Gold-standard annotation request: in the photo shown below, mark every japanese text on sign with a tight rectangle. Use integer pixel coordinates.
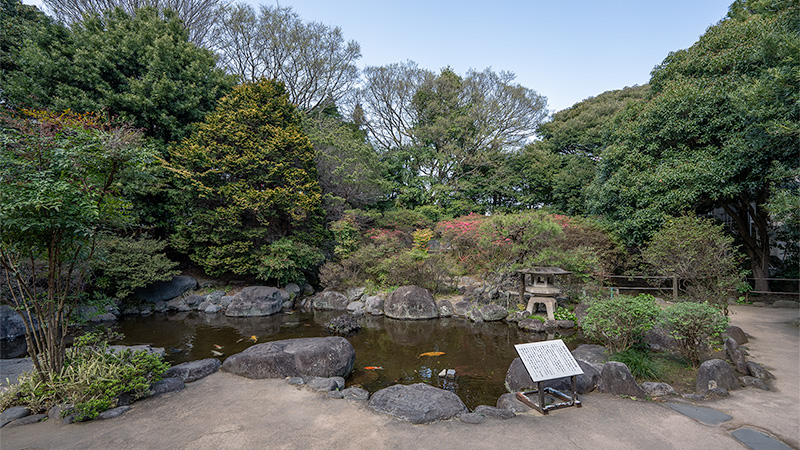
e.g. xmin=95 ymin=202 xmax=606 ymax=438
xmin=514 ymin=340 xmax=583 ymax=382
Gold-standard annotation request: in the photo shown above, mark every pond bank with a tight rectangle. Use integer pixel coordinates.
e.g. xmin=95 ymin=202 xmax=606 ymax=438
xmin=1 ymin=305 xmax=796 ymax=449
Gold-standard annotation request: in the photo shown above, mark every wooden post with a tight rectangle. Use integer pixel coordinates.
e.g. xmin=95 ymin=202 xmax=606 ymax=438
xmin=672 ymin=276 xmax=678 ymax=302
xmin=519 ymin=272 xmax=525 ymax=306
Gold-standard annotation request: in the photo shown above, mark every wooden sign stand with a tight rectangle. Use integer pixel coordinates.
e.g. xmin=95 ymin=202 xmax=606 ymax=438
xmin=514 ymin=340 xmax=583 ymax=415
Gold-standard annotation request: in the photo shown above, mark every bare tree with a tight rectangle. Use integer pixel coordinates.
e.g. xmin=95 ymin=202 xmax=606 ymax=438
xmin=216 ymin=3 xmax=361 ymax=112
xmin=42 ymin=0 xmax=227 ymax=46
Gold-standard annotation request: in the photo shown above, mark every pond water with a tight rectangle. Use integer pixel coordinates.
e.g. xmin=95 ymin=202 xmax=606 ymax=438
xmin=113 ymin=310 xmax=583 ymax=409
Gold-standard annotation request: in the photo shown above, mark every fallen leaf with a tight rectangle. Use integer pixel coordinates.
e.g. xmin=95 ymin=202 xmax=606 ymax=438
xmin=419 ymin=351 xmax=445 ymax=357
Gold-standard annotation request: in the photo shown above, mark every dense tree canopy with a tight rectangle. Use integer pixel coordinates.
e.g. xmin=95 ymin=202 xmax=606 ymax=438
xmin=359 ymin=64 xmax=548 ymax=213
xmin=1 ymin=7 xmax=235 ymax=144
xmin=216 ymin=3 xmax=361 ymax=112
xmin=41 ymin=0 xmax=227 ymax=46
xmin=588 ymin=0 xmax=799 ymax=287
xmin=168 ymin=79 xmax=326 ymax=284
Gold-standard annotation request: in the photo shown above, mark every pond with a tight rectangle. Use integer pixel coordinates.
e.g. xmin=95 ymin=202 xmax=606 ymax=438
xmin=113 ymin=310 xmax=583 ymax=409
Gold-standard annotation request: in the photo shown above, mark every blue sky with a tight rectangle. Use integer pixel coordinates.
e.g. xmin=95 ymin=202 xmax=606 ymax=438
xmin=23 ymin=0 xmax=734 ymax=112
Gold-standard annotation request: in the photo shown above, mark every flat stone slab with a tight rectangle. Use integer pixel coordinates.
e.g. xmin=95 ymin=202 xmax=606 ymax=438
xmin=731 ymin=428 xmax=794 ymax=450
xmin=664 ymin=402 xmax=732 ymax=426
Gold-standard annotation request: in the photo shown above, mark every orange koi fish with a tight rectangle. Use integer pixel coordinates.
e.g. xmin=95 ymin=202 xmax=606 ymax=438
xmin=250 ymin=335 xmax=258 ymax=342
xmin=418 ymin=351 xmax=445 ymax=358
xmin=364 ymin=366 xmax=383 ymax=370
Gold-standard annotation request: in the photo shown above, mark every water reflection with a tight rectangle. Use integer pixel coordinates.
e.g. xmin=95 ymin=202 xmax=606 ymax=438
xmin=113 ymin=311 xmax=583 ymax=409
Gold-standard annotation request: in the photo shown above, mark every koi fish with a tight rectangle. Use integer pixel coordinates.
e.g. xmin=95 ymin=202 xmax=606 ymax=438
xmin=236 ymin=338 xmax=244 ymax=343
xmin=250 ymin=335 xmax=258 ymax=342
xmin=418 ymin=351 xmax=445 ymax=357
xmin=364 ymin=366 xmax=383 ymax=370
xmin=214 ymin=344 xmax=222 ymax=349
xmin=211 ymin=350 xmax=223 ymax=356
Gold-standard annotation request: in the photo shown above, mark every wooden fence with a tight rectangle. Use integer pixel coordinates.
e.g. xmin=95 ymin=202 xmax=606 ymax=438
xmin=601 ymin=275 xmax=800 ymax=301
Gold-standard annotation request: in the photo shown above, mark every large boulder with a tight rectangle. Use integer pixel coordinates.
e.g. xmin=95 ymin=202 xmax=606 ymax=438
xmin=696 ymin=359 xmax=740 ymax=394
xmin=571 ymin=344 xmax=609 ymax=373
xmin=226 ymin=286 xmax=283 ymax=317
xmin=134 ymin=275 xmax=197 ymax=303
xmin=505 ymin=357 xmax=598 ymax=394
xmin=0 ymin=306 xmax=35 ymax=358
xmin=368 ymin=383 xmax=467 ymax=424
xmin=644 ymin=327 xmax=680 ymax=353
xmin=222 ymin=337 xmax=355 ymax=379
xmin=164 ymin=358 xmax=221 ymax=383
xmin=312 ymin=291 xmax=349 ymax=311
xmin=597 ymin=362 xmax=647 ymax=398
xmin=384 ymin=286 xmax=438 ymax=320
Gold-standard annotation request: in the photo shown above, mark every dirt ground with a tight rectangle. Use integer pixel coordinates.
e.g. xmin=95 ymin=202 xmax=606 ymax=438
xmin=0 ymin=304 xmax=797 ymax=450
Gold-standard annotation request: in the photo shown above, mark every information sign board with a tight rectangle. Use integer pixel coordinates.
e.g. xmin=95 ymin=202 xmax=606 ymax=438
xmin=514 ymin=340 xmax=583 ymax=382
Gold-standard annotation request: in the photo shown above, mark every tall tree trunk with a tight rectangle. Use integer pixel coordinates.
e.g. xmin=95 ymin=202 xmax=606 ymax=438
xmin=721 ymin=193 xmax=771 ymax=292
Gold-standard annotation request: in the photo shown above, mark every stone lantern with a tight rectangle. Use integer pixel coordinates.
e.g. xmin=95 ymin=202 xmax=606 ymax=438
xmin=517 ymin=267 xmax=571 ymax=321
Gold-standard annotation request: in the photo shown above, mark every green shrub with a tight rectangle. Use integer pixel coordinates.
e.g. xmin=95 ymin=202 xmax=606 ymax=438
xmin=610 ymin=349 xmax=660 ymax=380
xmin=659 ymin=301 xmax=729 ymax=367
xmin=92 ymin=234 xmax=180 ymax=300
xmin=554 ymin=307 xmax=577 ymax=322
xmin=0 ymin=331 xmax=169 ymax=420
xmin=581 ymin=294 xmax=660 ymax=353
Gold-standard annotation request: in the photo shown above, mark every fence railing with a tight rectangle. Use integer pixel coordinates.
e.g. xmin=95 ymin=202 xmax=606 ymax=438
xmin=601 ymin=275 xmax=800 ymax=301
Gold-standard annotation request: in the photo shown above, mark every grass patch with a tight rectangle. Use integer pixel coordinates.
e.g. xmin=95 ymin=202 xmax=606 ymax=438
xmin=610 ymin=349 xmax=660 ymax=380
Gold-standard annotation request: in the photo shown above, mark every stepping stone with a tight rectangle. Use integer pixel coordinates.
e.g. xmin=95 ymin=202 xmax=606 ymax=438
xmin=731 ymin=428 xmax=794 ymax=450
xmin=663 ymin=402 xmax=732 ymax=426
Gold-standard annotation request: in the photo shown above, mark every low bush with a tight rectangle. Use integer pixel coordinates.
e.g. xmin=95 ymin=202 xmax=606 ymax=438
xmin=659 ymin=301 xmax=729 ymax=367
xmin=0 ymin=331 xmax=169 ymax=420
xmin=92 ymin=234 xmax=180 ymax=300
xmin=610 ymin=349 xmax=660 ymax=380
xmin=580 ymin=294 xmax=660 ymax=353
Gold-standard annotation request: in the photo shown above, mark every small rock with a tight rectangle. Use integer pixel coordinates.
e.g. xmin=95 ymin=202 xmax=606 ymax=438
xmin=204 ymin=304 xmax=221 ymax=314
xmin=496 ymin=393 xmax=529 ymax=413
xmin=474 ymin=405 xmax=515 ymax=419
xmin=556 ymin=320 xmax=574 ymax=329
xmin=772 ymin=300 xmax=798 ymax=309
xmin=460 ymin=412 xmax=485 ymax=424
xmin=284 ymin=283 xmax=301 ymax=296
xmin=149 ymin=377 xmax=185 ymax=396
xmin=518 ymin=318 xmax=544 ymax=332
xmin=346 ymin=301 xmax=365 ymax=314
xmin=706 ymin=387 xmax=730 ymax=398
xmin=287 ymin=377 xmax=305 ymax=386
xmin=725 ymin=338 xmax=748 ymax=374
xmin=164 ymin=358 xmax=221 ymax=383
xmin=364 ymin=295 xmax=385 ymax=315
xmin=452 ymin=300 xmax=472 ymax=317
xmin=725 ymin=326 xmax=748 ymax=345
xmin=307 ymin=376 xmax=345 ymax=392
xmin=641 ymin=382 xmax=677 ymax=397
xmin=346 ymin=287 xmax=366 ymax=302
xmin=326 ymin=390 xmax=344 ymax=399
xmin=197 ymin=300 xmax=212 ymax=311
xmin=326 ymin=314 xmax=361 ymax=335
xmin=0 ymin=406 xmax=31 ymax=427
xmin=437 ymin=300 xmax=454 ymax=317
xmin=369 ymin=383 xmax=467 ymax=424
xmin=739 ymin=376 xmax=769 ymax=390
xmin=97 ymin=406 xmax=131 ymax=420
xmin=341 ymin=387 xmax=369 ymax=401
xmin=185 ymin=295 xmax=205 ymax=307
xmin=5 ymin=414 xmax=46 ymax=427
xmin=746 ymin=361 xmax=772 ymax=380
xmin=750 ymin=301 xmax=766 ymax=307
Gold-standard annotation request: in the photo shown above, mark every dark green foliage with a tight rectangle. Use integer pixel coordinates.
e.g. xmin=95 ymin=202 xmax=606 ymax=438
xmin=659 ymin=301 xmax=729 ymax=367
xmin=588 ymin=3 xmax=799 ymax=290
xmin=168 ymin=79 xmax=326 ymax=285
xmin=610 ymin=349 xmax=660 ymax=380
xmin=1 ymin=6 xmax=235 ymax=144
xmin=92 ymin=234 xmax=180 ymax=300
xmin=581 ymin=294 xmax=660 ymax=353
